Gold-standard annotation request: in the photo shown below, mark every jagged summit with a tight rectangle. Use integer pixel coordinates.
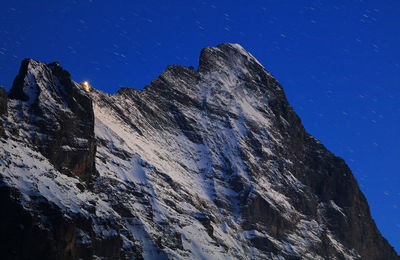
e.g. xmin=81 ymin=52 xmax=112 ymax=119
xmin=0 ymin=44 xmax=398 ymax=259
xmin=198 ymin=43 xmax=265 ymax=73
xmin=6 ymin=58 xmax=96 ymax=180
xmin=8 ymin=58 xmax=88 ymax=102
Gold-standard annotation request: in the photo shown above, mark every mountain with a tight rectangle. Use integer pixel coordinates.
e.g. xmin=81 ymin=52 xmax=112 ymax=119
xmin=0 ymin=43 xmax=398 ymax=259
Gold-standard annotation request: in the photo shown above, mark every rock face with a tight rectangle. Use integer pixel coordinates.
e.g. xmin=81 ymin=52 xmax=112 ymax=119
xmin=7 ymin=59 xmax=96 ymax=180
xmin=0 ymin=44 xmax=398 ymax=259
xmin=0 ymin=86 xmax=7 ymax=137
xmin=0 ymin=86 xmax=7 ymax=115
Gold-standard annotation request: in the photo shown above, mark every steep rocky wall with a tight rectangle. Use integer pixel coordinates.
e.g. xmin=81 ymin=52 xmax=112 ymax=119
xmin=0 ymin=86 xmax=7 ymax=137
xmin=7 ymin=59 xmax=96 ymax=180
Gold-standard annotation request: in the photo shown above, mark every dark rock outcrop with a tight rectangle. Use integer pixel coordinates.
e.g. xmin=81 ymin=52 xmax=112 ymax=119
xmin=0 ymin=86 xmax=7 ymax=137
xmin=0 ymin=181 xmax=126 ymax=260
xmin=0 ymin=86 xmax=7 ymax=116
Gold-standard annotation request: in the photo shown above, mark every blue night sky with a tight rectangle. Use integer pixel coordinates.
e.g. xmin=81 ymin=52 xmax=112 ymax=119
xmin=1 ymin=0 xmax=399 ymax=252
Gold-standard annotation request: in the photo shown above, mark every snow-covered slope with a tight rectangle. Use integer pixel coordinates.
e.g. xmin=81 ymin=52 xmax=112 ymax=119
xmin=0 ymin=44 xmax=398 ymax=259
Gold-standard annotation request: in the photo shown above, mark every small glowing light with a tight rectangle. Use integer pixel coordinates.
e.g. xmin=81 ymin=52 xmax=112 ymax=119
xmin=82 ymin=81 xmax=90 ymax=92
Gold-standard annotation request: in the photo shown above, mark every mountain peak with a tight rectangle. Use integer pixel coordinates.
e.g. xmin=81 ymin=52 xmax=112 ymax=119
xmin=5 ymin=57 xmax=96 ymax=180
xmin=8 ymin=58 xmax=42 ymax=102
xmin=198 ymin=43 xmax=265 ymax=74
xmin=8 ymin=58 xmax=73 ymax=103
xmin=0 ymin=45 xmax=398 ymax=259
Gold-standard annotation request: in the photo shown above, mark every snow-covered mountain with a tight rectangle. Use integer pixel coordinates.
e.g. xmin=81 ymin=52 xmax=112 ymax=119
xmin=0 ymin=43 xmax=398 ymax=259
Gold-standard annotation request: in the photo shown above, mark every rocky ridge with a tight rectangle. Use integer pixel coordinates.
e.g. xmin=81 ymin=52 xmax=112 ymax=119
xmin=0 ymin=43 xmax=398 ymax=259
